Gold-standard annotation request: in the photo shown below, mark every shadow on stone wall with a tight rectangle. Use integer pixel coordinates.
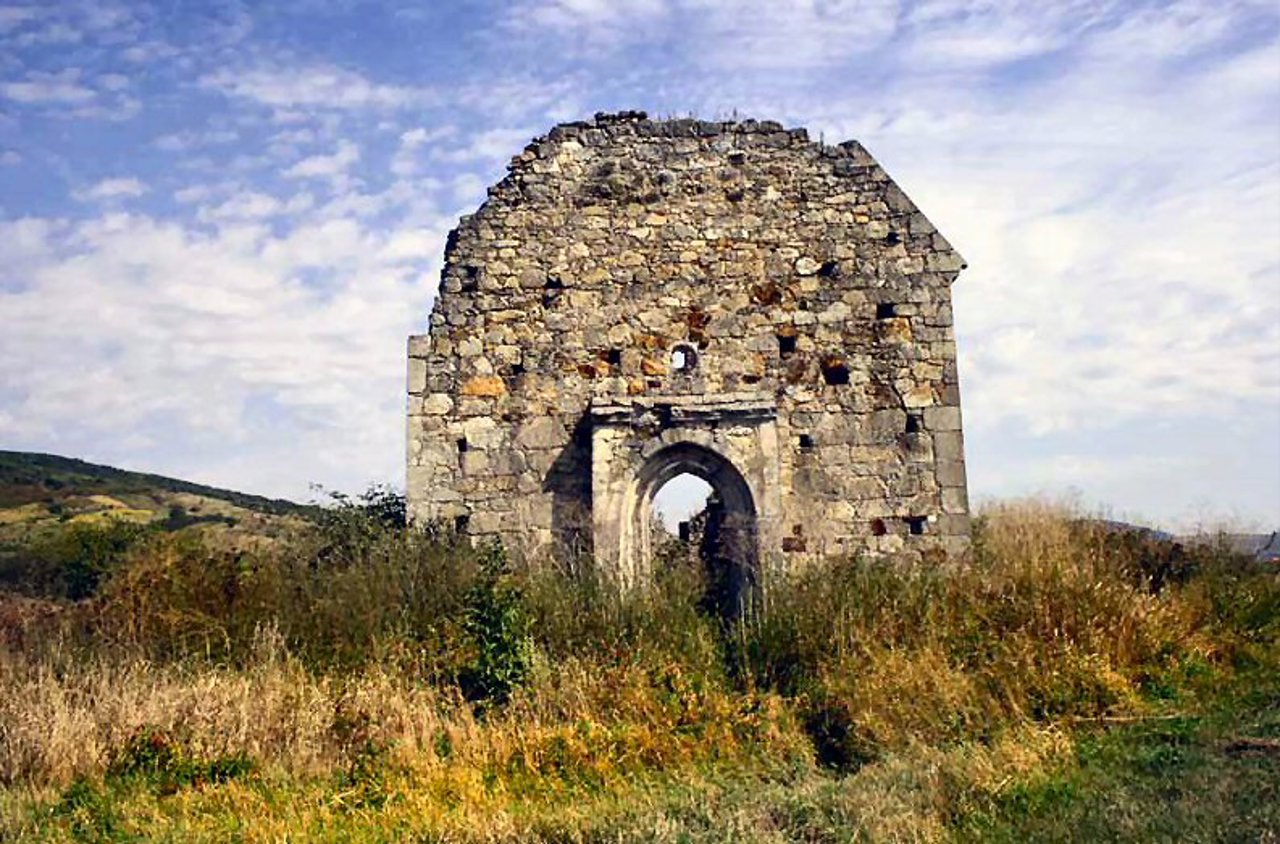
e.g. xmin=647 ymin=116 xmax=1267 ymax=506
xmin=542 ymin=414 xmax=593 ymax=568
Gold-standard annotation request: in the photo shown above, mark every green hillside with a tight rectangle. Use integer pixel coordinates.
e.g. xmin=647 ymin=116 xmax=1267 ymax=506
xmin=0 ymin=450 xmax=314 ymax=515
xmin=0 ymin=451 xmax=317 ymax=596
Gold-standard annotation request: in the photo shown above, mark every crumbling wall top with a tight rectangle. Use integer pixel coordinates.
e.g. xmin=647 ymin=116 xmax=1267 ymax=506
xmin=451 ymin=110 xmax=964 ymax=276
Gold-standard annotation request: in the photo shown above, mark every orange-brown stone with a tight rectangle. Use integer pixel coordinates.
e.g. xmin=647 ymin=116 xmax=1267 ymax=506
xmin=641 ymin=356 xmax=667 ymax=376
xmin=461 ymin=376 xmax=507 ymax=397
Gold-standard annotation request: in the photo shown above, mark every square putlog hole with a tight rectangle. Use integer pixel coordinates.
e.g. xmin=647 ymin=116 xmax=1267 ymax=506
xmin=821 ymin=357 xmax=850 ymax=386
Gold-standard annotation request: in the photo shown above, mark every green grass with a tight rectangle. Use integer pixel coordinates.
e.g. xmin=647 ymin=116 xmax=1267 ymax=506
xmin=957 ymin=657 xmax=1280 ymax=843
xmin=2 ymin=662 xmax=1277 ymax=843
xmin=7 ymin=663 xmax=1275 ymax=844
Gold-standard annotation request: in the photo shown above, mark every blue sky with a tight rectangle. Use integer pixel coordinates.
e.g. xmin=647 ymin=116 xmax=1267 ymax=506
xmin=0 ymin=0 xmax=1277 ymax=531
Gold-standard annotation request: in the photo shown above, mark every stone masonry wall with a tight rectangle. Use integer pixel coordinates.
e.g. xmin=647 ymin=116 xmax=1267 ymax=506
xmin=408 ymin=111 xmax=969 ymax=569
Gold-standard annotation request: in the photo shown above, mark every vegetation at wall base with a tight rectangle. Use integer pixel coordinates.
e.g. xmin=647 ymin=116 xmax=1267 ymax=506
xmin=0 ymin=492 xmax=1276 ymax=842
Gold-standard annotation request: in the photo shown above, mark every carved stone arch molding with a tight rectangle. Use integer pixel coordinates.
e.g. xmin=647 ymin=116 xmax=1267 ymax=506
xmin=589 ymin=395 xmax=783 ymax=595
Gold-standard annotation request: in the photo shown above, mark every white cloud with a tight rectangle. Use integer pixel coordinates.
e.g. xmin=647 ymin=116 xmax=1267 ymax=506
xmin=506 ymin=0 xmax=902 ymax=67
xmin=0 ymin=5 xmax=39 ymax=33
xmin=898 ymin=0 xmax=1111 ymax=65
xmin=1 ymin=69 xmax=95 ymax=104
xmin=391 ymin=124 xmax=455 ymax=176
xmin=520 ymin=0 xmax=669 ymax=32
xmin=282 ymin=141 xmax=360 ymax=183
xmin=431 ymin=127 xmax=535 ymax=164
xmin=120 ymin=40 xmax=180 ymax=63
xmin=154 ymin=128 xmax=240 ymax=152
xmin=96 ymin=73 xmax=130 ymax=92
xmin=0 ymin=63 xmax=140 ymax=121
xmin=195 ymin=190 xmax=314 ymax=222
xmin=450 ymin=171 xmax=487 ymax=204
xmin=0 ymin=191 xmax=449 ymax=498
xmin=269 ymin=127 xmax=318 ymax=146
xmin=173 ymin=184 xmax=217 ymax=204
xmin=200 ymin=62 xmax=437 ymax=111
xmin=13 ymin=20 xmax=82 ymax=45
xmin=0 ymin=150 xmax=19 ymax=165
xmin=73 ymin=177 xmax=148 ymax=202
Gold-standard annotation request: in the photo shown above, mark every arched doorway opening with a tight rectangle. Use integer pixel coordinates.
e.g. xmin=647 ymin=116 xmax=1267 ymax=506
xmin=629 ymin=443 xmax=759 ymax=619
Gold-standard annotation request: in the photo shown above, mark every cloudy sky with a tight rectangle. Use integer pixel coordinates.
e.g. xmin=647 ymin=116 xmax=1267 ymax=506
xmin=1 ymin=0 xmax=1277 ymax=530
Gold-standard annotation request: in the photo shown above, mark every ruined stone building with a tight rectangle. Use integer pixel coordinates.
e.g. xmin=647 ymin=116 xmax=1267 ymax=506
xmin=407 ymin=111 xmax=969 ymax=599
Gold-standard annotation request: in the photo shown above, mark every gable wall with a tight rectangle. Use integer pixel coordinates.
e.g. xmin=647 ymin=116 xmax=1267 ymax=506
xmin=408 ymin=112 xmax=970 ymax=565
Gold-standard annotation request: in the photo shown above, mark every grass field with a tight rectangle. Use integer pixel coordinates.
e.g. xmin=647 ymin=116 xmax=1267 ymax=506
xmin=0 ymin=498 xmax=1276 ymax=842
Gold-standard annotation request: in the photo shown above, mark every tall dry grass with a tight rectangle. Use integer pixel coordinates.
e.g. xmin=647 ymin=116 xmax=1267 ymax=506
xmin=0 ymin=498 xmax=1274 ymax=839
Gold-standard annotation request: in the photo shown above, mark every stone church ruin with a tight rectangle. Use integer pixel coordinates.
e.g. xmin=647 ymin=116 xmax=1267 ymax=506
xmin=407 ymin=111 xmax=970 ymax=596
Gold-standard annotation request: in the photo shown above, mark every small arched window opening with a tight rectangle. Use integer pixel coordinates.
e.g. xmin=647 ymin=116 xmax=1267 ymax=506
xmin=671 ymin=344 xmax=698 ymax=374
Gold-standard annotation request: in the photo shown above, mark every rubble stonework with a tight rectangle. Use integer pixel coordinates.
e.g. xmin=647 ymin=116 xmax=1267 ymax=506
xmin=407 ymin=111 xmax=970 ymax=584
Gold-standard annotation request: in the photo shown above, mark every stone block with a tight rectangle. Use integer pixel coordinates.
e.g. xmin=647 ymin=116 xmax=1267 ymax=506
xmin=407 ymin=356 xmax=427 ymax=395
xmin=461 ymin=416 xmax=503 ymax=449
xmin=461 ymin=376 xmax=506 ymax=397
xmin=421 ymin=393 xmax=453 ymax=415
xmin=461 ymin=451 xmax=490 ymax=474
xmin=923 ymin=405 xmax=962 ymax=431
xmin=515 ymin=416 xmax=568 ymax=449
xmin=866 ymin=409 xmax=906 ymax=441
xmin=942 ymin=487 xmax=969 ymax=514
xmin=407 ymin=335 xmax=431 ymax=357
xmin=936 ymin=460 xmax=966 ymax=487
xmin=933 ymin=431 xmax=964 ymax=462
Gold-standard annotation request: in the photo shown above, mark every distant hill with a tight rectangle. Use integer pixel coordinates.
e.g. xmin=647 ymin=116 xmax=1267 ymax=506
xmin=0 ymin=451 xmax=321 ymax=594
xmin=1179 ymin=531 xmax=1280 ymax=563
xmin=0 ymin=451 xmax=314 ymax=516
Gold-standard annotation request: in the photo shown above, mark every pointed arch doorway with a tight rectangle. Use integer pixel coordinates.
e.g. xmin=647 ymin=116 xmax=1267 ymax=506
xmin=589 ymin=395 xmax=782 ymax=614
xmin=632 ymin=443 xmax=759 ymax=618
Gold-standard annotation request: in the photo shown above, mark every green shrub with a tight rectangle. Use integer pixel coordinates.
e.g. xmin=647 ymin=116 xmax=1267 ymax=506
xmin=108 ymin=726 xmax=254 ymax=794
xmin=461 ymin=542 xmax=534 ymax=707
xmin=35 ymin=518 xmax=157 ymax=600
xmin=54 ymin=776 xmax=124 ymax=843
